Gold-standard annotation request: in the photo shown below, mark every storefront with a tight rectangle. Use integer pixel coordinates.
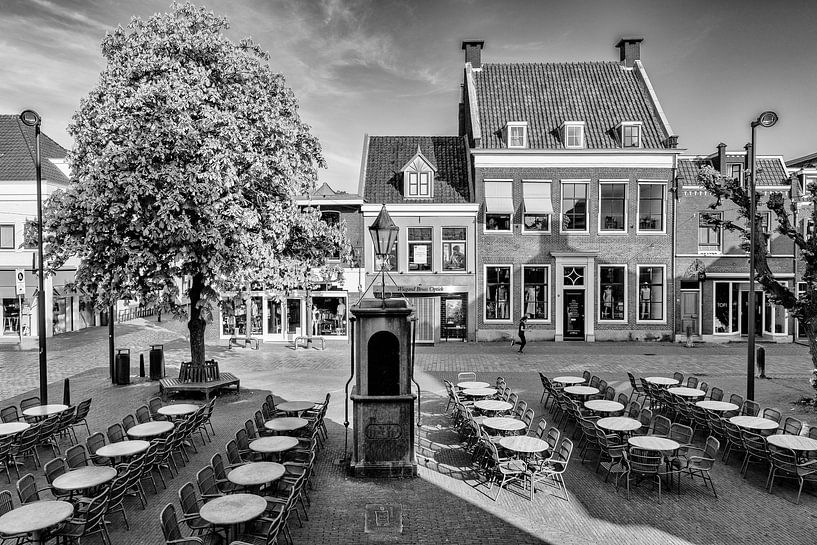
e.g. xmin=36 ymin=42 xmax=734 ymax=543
xmin=377 ymin=285 xmax=470 ymax=343
xmin=710 ymin=280 xmax=788 ymax=340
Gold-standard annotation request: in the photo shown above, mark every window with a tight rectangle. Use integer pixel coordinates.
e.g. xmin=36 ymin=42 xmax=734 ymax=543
xmin=599 ymin=183 xmax=626 ymax=232
xmin=620 ymin=123 xmax=642 ymax=148
xmin=374 ymin=239 xmax=398 ymax=272
xmin=564 ymin=123 xmax=585 ymax=148
xmin=522 ymin=266 xmax=549 ymax=320
xmin=485 ymin=266 xmax=511 ymax=321
xmin=638 ymin=183 xmax=665 ymax=232
xmin=638 ymin=266 xmax=665 ymax=321
xmin=599 ymin=266 xmax=626 ymax=321
xmin=484 ymin=180 xmax=513 ymax=232
xmin=803 ymin=176 xmax=817 ymax=195
xmin=0 ymin=225 xmax=13 ymax=249
xmin=321 ymin=211 xmax=341 ymax=260
xmin=760 ymin=212 xmax=771 ymax=252
xmin=442 ymin=228 xmax=466 ymax=271
xmin=561 ymin=182 xmax=588 ymax=232
xmin=507 ymin=122 xmax=528 ymax=148
xmin=408 ymin=227 xmax=432 ymax=271
xmin=407 ymin=172 xmax=432 ymax=197
xmin=698 ymin=211 xmax=721 ymax=250
xmin=522 ymin=181 xmax=552 ymax=233
xmin=729 ymin=163 xmax=743 ymax=184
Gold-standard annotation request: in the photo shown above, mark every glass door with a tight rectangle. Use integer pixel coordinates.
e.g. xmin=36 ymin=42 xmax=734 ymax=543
xmin=286 ymin=298 xmax=302 ymax=338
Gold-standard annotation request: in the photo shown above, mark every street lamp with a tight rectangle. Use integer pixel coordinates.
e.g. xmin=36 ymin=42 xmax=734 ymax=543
xmin=19 ymin=109 xmax=48 ymax=404
xmin=747 ymin=110 xmax=778 ymax=401
xmin=368 ymin=205 xmax=399 ymax=303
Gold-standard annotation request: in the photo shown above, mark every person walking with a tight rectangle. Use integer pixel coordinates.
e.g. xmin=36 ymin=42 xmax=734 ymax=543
xmin=517 ymin=314 xmax=528 ymax=353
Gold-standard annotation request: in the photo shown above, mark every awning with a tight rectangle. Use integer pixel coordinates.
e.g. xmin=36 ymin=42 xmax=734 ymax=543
xmin=523 ymin=181 xmax=553 ymax=214
xmin=484 ymin=181 xmax=514 ymax=214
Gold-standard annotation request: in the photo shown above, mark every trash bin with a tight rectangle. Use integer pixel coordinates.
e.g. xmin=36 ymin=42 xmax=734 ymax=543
xmin=114 ymin=348 xmax=130 ymax=385
xmin=149 ymin=344 xmax=165 ymax=381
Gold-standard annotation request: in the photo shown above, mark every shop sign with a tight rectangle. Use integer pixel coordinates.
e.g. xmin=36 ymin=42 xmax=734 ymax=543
xmin=388 ymin=285 xmax=469 ymax=294
xmin=15 ymin=269 xmax=25 ymax=296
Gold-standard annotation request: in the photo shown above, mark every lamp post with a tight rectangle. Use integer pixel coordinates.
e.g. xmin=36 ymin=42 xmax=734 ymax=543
xmin=368 ymin=205 xmax=399 ymax=304
xmin=19 ymin=110 xmax=48 ymax=404
xmin=747 ymin=110 xmax=778 ymax=401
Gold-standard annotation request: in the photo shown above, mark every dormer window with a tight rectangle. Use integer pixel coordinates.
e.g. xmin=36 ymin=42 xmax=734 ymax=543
xmin=401 ymin=145 xmax=436 ymax=198
xmin=506 ymin=121 xmax=528 ymax=148
xmin=562 ymin=121 xmax=585 ymax=149
xmin=619 ymin=121 xmax=642 ymax=148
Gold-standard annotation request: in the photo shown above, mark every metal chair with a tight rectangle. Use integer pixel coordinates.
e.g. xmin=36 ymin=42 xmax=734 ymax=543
xmin=19 ymin=397 xmax=40 ymax=423
xmin=135 ymin=405 xmax=152 ymax=424
xmin=741 ymin=430 xmax=771 ymax=478
xmin=617 ymin=447 xmax=665 ymax=503
xmin=780 ymin=416 xmax=803 ymax=436
xmin=54 ymin=489 xmax=112 ymax=545
xmin=196 ymin=466 xmax=224 ymax=500
xmin=177 ymin=482 xmax=213 ymax=536
xmin=672 ymin=372 xmax=684 ymax=384
xmin=627 ymin=372 xmax=646 ymax=405
xmin=106 ymin=423 xmax=127 ymax=444
xmin=708 ymin=387 xmax=724 ymax=402
xmin=651 ymin=415 xmax=671 ymax=437
xmin=681 ymin=436 xmax=720 ymax=497
xmin=16 ymin=473 xmax=48 ymax=504
xmin=532 ymin=437 xmax=573 ymax=502
xmin=686 ymin=376 xmax=698 ymax=389
xmin=70 ymin=398 xmax=93 ymax=437
xmin=484 ymin=439 xmax=526 ymax=501
xmin=741 ymin=400 xmax=760 ymax=417
xmin=767 ymin=444 xmax=817 ymax=504
xmin=148 ymin=397 xmax=166 ymax=421
xmin=160 ymin=503 xmax=220 ymax=545
xmin=0 ymin=407 xmax=22 ymax=424
xmin=761 ymin=407 xmax=781 ymax=424
xmin=86 ymin=432 xmax=110 ymax=466
xmin=122 ymin=414 xmax=137 ymax=432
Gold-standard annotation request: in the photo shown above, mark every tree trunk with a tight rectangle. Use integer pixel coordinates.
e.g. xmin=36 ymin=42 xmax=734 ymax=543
xmin=187 ymin=273 xmax=206 ymax=366
xmin=806 ymin=318 xmax=817 ymax=400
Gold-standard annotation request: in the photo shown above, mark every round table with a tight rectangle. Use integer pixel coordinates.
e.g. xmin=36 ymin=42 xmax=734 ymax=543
xmin=729 ymin=416 xmax=779 ymax=432
xmin=52 ymin=466 xmax=117 ymax=493
xmin=481 ymin=417 xmax=526 ymax=433
xmin=0 ymin=500 xmax=74 ymax=544
xmin=564 ymin=386 xmax=599 ymax=398
xmin=462 ymin=388 xmax=496 ymax=398
xmin=0 ymin=422 xmax=30 ymax=437
xmin=628 ymin=436 xmax=680 ymax=452
xmin=696 ymin=400 xmax=739 ymax=412
xmin=127 ymin=421 xmax=174 ymax=439
xmin=95 ymin=440 xmax=150 ymax=462
xmin=766 ymin=434 xmax=817 ymax=452
xmin=157 ymin=404 xmax=200 ymax=418
xmin=499 ymin=436 xmax=550 ymax=455
xmin=199 ymin=493 xmax=267 ymax=542
xmin=473 ymin=400 xmax=513 ymax=413
xmin=597 ymin=417 xmax=641 ymax=433
xmin=552 ymin=376 xmax=586 ymax=385
xmin=22 ymin=404 xmax=68 ymax=418
xmin=227 ymin=462 xmax=286 ymax=488
xmin=644 ymin=377 xmax=678 ymax=387
xmin=276 ymin=401 xmax=316 ymax=415
xmin=668 ymin=387 xmax=705 ymax=399
xmin=249 ymin=436 xmax=299 ymax=459
xmin=584 ymin=400 xmax=624 ymax=414
xmin=264 ymin=417 xmax=309 ymax=433
xmin=457 ymin=381 xmax=490 ymax=390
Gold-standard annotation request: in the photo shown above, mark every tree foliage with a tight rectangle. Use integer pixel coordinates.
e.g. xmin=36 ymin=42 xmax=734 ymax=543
xmin=42 ymin=2 xmax=346 ymax=364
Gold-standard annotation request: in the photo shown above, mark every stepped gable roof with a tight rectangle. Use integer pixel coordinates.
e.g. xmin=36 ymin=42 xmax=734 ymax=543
xmin=0 ymin=115 xmax=69 ymax=183
xmin=362 ymin=136 xmax=470 ymax=204
xmin=472 ymin=61 xmax=670 ymax=149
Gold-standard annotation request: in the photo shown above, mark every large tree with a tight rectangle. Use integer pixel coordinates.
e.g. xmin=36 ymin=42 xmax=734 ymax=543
xmin=697 ymin=165 xmax=817 ymax=397
xmin=40 ymin=2 xmax=345 ymax=366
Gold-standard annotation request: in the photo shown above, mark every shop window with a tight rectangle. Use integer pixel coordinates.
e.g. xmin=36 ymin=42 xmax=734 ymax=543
xmin=599 ymin=183 xmax=626 ymax=232
xmin=637 ymin=266 xmax=664 ymax=321
xmin=698 ymin=211 xmax=721 ymax=251
xmin=485 ymin=266 xmax=511 ymax=321
xmin=2 ymin=298 xmax=21 ymax=334
xmin=714 ymin=282 xmax=730 ymax=333
xmin=52 ymin=296 xmax=72 ymax=334
xmin=441 ymin=296 xmax=466 ymax=340
xmin=267 ymin=300 xmax=282 ymax=335
xmin=561 ymin=182 xmax=588 ymax=232
xmin=312 ymin=296 xmax=347 ymax=336
xmin=223 ymin=296 xmax=262 ymax=336
xmin=638 ymin=183 xmax=665 ymax=232
xmin=408 ymin=227 xmax=432 ymax=272
xmin=442 ymin=228 xmax=466 ymax=271
xmin=522 ymin=266 xmax=549 ymax=321
xmin=0 ymin=225 xmax=13 ymax=249
xmin=599 ymin=266 xmax=625 ymax=321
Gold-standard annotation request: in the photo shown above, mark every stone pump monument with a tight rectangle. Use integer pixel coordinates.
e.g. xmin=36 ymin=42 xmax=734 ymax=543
xmin=347 ymin=206 xmax=418 ymax=477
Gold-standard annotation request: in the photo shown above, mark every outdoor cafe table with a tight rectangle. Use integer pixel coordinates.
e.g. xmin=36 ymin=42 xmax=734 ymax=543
xmin=644 ymin=377 xmax=679 ymax=387
xmin=628 ymin=436 xmax=680 ymax=453
xmin=264 ymin=417 xmax=309 ymax=433
xmin=0 ymin=422 xmax=29 ymax=437
xmin=227 ymin=461 xmax=285 ymax=490
xmin=95 ymin=440 xmax=150 ymax=464
xmin=482 ymin=417 xmax=526 ymax=434
xmin=668 ymin=387 xmax=706 ymax=399
xmin=199 ymin=493 xmax=266 ymax=542
xmin=564 ymin=386 xmax=598 ymax=398
xmin=552 ymin=376 xmax=586 ymax=386
xmin=462 ymin=388 xmax=496 ymax=398
xmin=473 ymin=400 xmax=513 ymax=414
xmin=276 ymin=401 xmax=316 ymax=415
xmin=696 ymin=400 xmax=739 ymax=413
xmin=53 ymin=466 xmax=117 ymax=496
xmin=0 ymin=500 xmax=73 ymax=544
xmin=499 ymin=436 xmax=550 ymax=456
xmin=249 ymin=436 xmax=299 ymax=460
xmin=457 ymin=381 xmax=490 ymax=390
xmin=584 ymin=400 xmax=624 ymax=414
xmin=597 ymin=417 xmax=641 ymax=434
xmin=127 ymin=420 xmax=174 ymax=439
xmin=22 ymin=404 xmax=69 ymax=419
xmin=157 ymin=404 xmax=200 ymax=419
xmin=766 ymin=434 xmax=817 ymax=457
xmin=729 ymin=416 xmax=779 ymax=432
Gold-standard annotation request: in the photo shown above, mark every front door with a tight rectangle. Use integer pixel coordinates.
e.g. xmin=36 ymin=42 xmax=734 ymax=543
xmin=680 ymin=291 xmax=700 ymax=336
xmin=286 ymin=298 xmax=301 ymax=337
xmin=739 ymin=290 xmax=763 ymax=335
xmin=563 ymin=290 xmax=584 ymax=340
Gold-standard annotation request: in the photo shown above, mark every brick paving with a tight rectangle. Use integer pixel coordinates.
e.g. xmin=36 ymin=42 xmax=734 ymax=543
xmin=0 ymin=318 xmax=815 ymax=544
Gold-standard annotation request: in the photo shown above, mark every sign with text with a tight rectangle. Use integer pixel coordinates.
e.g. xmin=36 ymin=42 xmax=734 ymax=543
xmin=14 ymin=269 xmax=25 ymax=296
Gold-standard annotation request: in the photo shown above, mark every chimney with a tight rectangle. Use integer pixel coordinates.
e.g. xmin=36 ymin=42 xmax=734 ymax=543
xmin=717 ymin=143 xmax=727 ymax=175
xmin=615 ymin=36 xmax=643 ymax=68
xmin=462 ymin=40 xmax=484 ymax=69
xmin=744 ymin=142 xmax=752 ymax=171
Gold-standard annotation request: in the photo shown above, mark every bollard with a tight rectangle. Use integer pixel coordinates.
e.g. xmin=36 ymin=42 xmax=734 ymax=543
xmin=63 ymin=378 xmax=70 ymax=406
xmin=757 ymin=346 xmax=766 ymax=378
xmin=139 ymin=353 xmax=146 ymax=378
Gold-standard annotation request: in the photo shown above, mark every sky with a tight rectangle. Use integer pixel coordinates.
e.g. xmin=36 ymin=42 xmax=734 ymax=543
xmin=1 ymin=0 xmax=815 ymax=194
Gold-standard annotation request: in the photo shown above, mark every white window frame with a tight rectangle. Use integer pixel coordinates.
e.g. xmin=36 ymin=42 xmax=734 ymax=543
xmin=619 ymin=121 xmax=643 ymax=148
xmin=803 ymin=175 xmax=817 ymax=195
xmin=521 ymin=179 xmax=552 ymax=234
xmin=506 ymin=121 xmax=528 ymax=149
xmin=697 ymin=211 xmax=722 ymax=253
xmin=0 ymin=224 xmax=14 ymax=250
xmin=597 ymin=180 xmax=628 ymax=234
xmin=441 ymin=226 xmax=468 ymax=272
xmin=407 ymin=226 xmax=433 ymax=273
xmin=562 ymin=121 xmax=585 ymax=149
xmin=760 ymin=211 xmax=772 ymax=253
xmin=560 ymin=180 xmax=590 ymax=234
xmin=636 ymin=181 xmax=667 ymax=234
xmin=484 ymin=264 xmax=513 ymax=323
xmin=598 ymin=264 xmax=628 ymax=323
xmin=521 ymin=264 xmax=551 ymax=323
xmin=483 ymin=179 xmax=514 ymax=234
xmin=729 ymin=163 xmax=743 ymax=184
xmin=406 ymin=171 xmax=432 ymax=198
xmin=636 ymin=264 xmax=667 ymax=324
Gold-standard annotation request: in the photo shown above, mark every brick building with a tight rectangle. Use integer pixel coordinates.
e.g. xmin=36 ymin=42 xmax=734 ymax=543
xmin=786 ymin=152 xmax=817 ymax=341
xmin=459 ymin=38 xmax=681 ymax=341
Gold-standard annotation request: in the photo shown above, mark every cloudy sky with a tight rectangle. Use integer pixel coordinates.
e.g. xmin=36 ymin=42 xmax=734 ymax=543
xmin=1 ymin=0 xmax=815 ymax=193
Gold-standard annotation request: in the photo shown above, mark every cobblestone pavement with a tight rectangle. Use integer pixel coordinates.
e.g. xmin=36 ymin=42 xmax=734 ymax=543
xmin=0 ymin=318 xmax=815 ymax=545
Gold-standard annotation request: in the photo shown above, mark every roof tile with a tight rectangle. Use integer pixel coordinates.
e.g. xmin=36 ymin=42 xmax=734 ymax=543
xmin=0 ymin=114 xmax=69 ymax=182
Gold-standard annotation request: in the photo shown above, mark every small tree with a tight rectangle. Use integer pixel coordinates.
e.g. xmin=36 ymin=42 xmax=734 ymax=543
xmin=697 ymin=165 xmax=817 ymax=397
xmin=40 ymin=3 xmax=345 ymax=367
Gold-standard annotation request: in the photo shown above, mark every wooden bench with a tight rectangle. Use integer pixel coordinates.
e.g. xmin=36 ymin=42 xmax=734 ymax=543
xmin=159 ymin=372 xmax=240 ymax=400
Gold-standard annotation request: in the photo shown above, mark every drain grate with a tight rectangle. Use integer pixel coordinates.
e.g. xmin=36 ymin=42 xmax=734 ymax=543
xmin=364 ymin=504 xmax=403 ymax=535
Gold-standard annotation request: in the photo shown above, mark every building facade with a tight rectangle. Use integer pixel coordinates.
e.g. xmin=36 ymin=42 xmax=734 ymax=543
xmin=786 ymin=152 xmax=817 ymax=341
xmin=460 ymin=39 xmax=681 ymax=342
